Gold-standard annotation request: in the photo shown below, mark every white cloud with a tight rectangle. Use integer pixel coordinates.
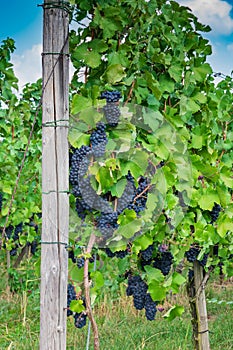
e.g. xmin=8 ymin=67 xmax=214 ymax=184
xmin=178 ymin=0 xmax=233 ymax=35
xmin=12 ymin=44 xmax=42 ymax=90
xmin=227 ymin=42 xmax=233 ymax=51
xmin=11 ymin=43 xmax=76 ymax=91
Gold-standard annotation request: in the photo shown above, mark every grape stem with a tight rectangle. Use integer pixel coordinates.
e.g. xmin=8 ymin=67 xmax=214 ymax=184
xmin=114 ymin=198 xmax=118 ymax=211
xmin=133 ymin=183 xmax=152 ymax=202
xmin=83 ymin=233 xmax=99 ymax=350
xmin=123 ymin=80 xmax=135 ymax=106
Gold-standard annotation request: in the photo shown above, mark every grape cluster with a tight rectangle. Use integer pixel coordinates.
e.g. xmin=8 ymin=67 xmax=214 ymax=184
xmin=28 ymin=219 xmax=39 ymax=255
xmin=68 ymin=248 xmax=95 ymax=268
xmin=105 ymin=246 xmax=129 ymax=259
xmin=74 ymin=311 xmax=87 ymax=329
xmin=185 ymin=247 xmax=208 ymax=267
xmin=68 ymin=92 xmax=150 ymax=243
xmin=1 ymin=213 xmax=40 ymax=257
xmin=3 ymin=223 xmax=23 ymax=256
xmin=69 ymin=147 xmax=91 ymax=220
xmin=70 ymin=125 xmax=114 ymax=220
xmin=188 ymin=269 xmax=194 ymax=282
xmin=30 ymin=240 xmax=38 ymax=255
xmin=157 ymin=160 xmax=165 ymax=169
xmin=68 ymin=250 xmax=77 ymax=263
xmin=185 ymin=247 xmax=200 ymax=262
xmin=118 ymin=174 xmax=149 ymax=214
xmin=210 ymin=203 xmax=221 ymax=224
xmin=67 ymin=284 xmax=87 ymax=329
xmin=90 ymin=122 xmax=107 ymax=158
xmin=126 ymin=275 xmax=147 ymax=310
xmin=14 ymin=223 xmax=23 ymax=241
xmin=25 ymin=217 xmax=40 ymax=255
xmin=132 ymin=177 xmax=149 ymax=214
xmin=145 ymin=293 xmax=157 ymax=321
xmin=153 ymin=251 xmax=173 ymax=276
xmin=140 ymin=244 xmax=154 ymax=261
xmin=96 ymin=212 xmax=119 ymax=237
xmin=100 ymin=90 xmax=122 ymax=102
xmin=103 ymin=103 xmax=121 ymax=127
xmin=69 ymin=145 xmax=92 ymax=186
xmin=213 ymin=244 xmax=219 ymax=256
xmin=77 ymin=257 xmax=85 ymax=268
xmin=116 ymin=179 xmax=135 ymax=212
xmin=126 ymin=275 xmax=157 ymax=320
xmin=5 ymin=225 xmax=14 ymax=239
xmin=67 ymin=283 xmax=77 ymax=317
xmin=75 ymin=198 xmax=93 ymax=220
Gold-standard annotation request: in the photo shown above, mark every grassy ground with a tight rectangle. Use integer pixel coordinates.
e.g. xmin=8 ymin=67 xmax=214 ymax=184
xmin=0 ymin=260 xmax=232 ymax=350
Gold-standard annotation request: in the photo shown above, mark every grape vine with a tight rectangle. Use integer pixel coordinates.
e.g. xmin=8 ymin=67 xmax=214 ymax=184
xmin=67 ymin=2 xmax=233 ymax=346
xmin=0 ymin=1 xmax=233 ymax=349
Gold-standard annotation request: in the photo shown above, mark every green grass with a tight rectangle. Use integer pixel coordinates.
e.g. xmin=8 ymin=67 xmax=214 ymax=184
xmin=0 ymin=259 xmax=233 ymax=350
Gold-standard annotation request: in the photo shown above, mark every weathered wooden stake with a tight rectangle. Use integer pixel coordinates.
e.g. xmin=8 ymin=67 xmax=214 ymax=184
xmin=40 ymin=1 xmax=69 ymax=349
xmin=193 ymin=261 xmax=210 ymax=350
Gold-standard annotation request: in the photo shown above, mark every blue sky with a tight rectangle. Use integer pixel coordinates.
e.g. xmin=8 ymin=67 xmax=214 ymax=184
xmin=179 ymin=0 xmax=233 ymax=78
xmin=0 ymin=0 xmax=42 ymax=53
xmin=0 ymin=0 xmax=233 ymax=88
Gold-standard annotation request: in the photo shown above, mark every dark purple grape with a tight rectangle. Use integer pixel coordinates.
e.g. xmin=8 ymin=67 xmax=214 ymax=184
xmin=77 ymin=257 xmax=85 ymax=268
xmin=103 ymin=102 xmax=120 ymax=126
xmin=144 ymin=293 xmax=157 ymax=321
xmin=140 ymin=244 xmax=154 ymax=261
xmin=90 ymin=122 xmax=107 ymax=158
xmin=210 ymin=203 xmax=221 ymax=224
xmin=74 ymin=312 xmax=87 ymax=328
xmin=100 ymin=90 xmax=122 ymax=103
xmin=127 ymin=275 xmax=148 ymax=310
xmin=185 ymin=247 xmax=200 ymax=262
xmin=153 ymin=251 xmax=173 ymax=276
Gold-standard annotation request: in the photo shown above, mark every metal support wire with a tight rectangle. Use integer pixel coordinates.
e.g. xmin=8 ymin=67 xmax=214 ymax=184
xmin=38 ymin=1 xmax=72 ymax=14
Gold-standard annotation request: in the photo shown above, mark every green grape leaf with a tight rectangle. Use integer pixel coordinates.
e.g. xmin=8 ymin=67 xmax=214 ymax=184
xmin=192 ymin=63 xmax=212 ymax=82
xmin=217 ymin=214 xmax=233 ymax=238
xmin=70 ymin=299 xmax=85 ymax=313
xmin=163 ymin=305 xmax=184 ymax=321
xmin=148 ymin=280 xmax=167 ymax=301
xmin=70 ymin=265 xmax=84 ymax=283
xmin=96 ymin=167 xmax=115 ymax=189
xmin=71 ymin=95 xmax=92 ymax=114
xmin=115 ymin=218 xmax=142 ymax=239
xmin=134 ymin=233 xmax=154 ymax=251
xmin=199 ymin=189 xmax=220 ymax=210
xmin=102 ymin=64 xmax=126 ymax=84
xmin=110 ymin=178 xmax=127 ymax=197
xmin=144 ymin=265 xmax=164 ymax=283
xmin=90 ymin=271 xmax=104 ymax=289
xmin=68 ymin=129 xmax=90 ymax=148
xmin=117 ymin=209 xmax=137 ymax=225
xmin=72 ymin=44 xmax=101 ymax=68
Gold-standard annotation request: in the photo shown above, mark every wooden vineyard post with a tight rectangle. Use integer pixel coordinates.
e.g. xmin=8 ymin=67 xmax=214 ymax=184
xmin=193 ymin=261 xmax=210 ymax=350
xmin=40 ymin=1 xmax=69 ymax=349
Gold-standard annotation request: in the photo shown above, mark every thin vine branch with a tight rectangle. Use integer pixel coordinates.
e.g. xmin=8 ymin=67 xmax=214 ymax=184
xmin=123 ymin=80 xmax=135 ymax=106
xmin=133 ymin=183 xmax=152 ymax=202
